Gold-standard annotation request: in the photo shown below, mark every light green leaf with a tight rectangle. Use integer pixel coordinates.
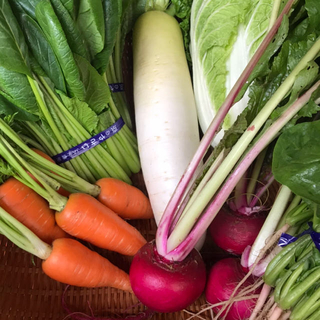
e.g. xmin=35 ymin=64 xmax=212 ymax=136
xmin=58 ymin=92 xmax=99 ymax=134
xmin=74 ymin=54 xmax=110 ymax=114
xmin=0 ymin=95 xmax=39 ymax=121
xmin=0 ymin=66 xmax=39 ymax=116
xmin=190 ymin=0 xmax=274 ymax=142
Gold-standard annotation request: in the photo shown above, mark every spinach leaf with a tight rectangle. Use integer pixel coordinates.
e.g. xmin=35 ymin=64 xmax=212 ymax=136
xmin=0 ymin=66 xmax=39 ymax=116
xmin=273 ymin=120 xmax=320 ymax=204
xmin=93 ymin=0 xmax=122 ymax=74
xmin=76 ymin=0 xmax=105 ymax=60
xmin=35 ymin=0 xmax=85 ymax=100
xmin=0 ymin=0 xmax=31 ymax=76
xmin=0 ymin=95 xmax=38 ymax=121
xmin=51 ymin=0 xmax=90 ymax=60
xmin=74 ymin=54 xmax=110 ymax=114
xmin=18 ymin=12 xmax=67 ymax=92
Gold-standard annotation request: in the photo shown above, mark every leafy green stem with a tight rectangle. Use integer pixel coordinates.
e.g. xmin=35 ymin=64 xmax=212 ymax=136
xmin=0 ymin=118 xmax=100 ymax=194
xmin=0 ymin=207 xmax=52 ymax=260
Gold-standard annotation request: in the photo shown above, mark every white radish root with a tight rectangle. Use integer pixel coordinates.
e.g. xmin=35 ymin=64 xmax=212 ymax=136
xmin=133 ymin=10 xmax=200 ymax=226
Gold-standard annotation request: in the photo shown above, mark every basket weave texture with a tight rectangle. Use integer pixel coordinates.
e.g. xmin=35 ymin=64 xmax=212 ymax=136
xmin=0 ymin=34 xmax=281 ymax=320
xmin=0 ymin=205 xmax=228 ymax=320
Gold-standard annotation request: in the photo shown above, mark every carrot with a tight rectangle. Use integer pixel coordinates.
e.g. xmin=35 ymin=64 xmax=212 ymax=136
xmin=28 ymin=148 xmax=71 ymax=197
xmin=0 ymin=208 xmax=132 ymax=292
xmin=42 ymin=238 xmax=132 ymax=291
xmin=0 ymin=177 xmax=68 ymax=244
xmin=55 ymin=193 xmax=147 ymax=256
xmin=96 ymin=178 xmax=153 ymax=220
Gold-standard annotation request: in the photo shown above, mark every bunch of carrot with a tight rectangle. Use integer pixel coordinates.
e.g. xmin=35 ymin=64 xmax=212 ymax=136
xmin=0 ymin=119 xmax=154 ymax=291
xmin=0 ymin=205 xmax=133 ymax=292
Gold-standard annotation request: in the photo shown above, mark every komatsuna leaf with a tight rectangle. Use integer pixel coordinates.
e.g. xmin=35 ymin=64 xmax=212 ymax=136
xmin=60 ymin=0 xmax=75 ymax=18
xmin=57 ymin=92 xmax=99 ymax=134
xmin=121 ymin=0 xmax=147 ymax=54
xmin=0 ymin=0 xmax=31 ymax=76
xmin=35 ymin=0 xmax=85 ymax=100
xmin=18 ymin=13 xmax=66 ymax=92
xmin=76 ymin=0 xmax=105 ymax=60
xmin=93 ymin=0 xmax=122 ymax=74
xmin=273 ymin=121 xmax=320 ymax=205
xmin=74 ymin=54 xmax=110 ymax=114
xmin=9 ymin=0 xmax=39 ymax=19
xmin=0 ymin=66 xmax=39 ymax=117
xmin=50 ymin=0 xmax=90 ymax=60
xmin=0 ymin=95 xmax=39 ymax=121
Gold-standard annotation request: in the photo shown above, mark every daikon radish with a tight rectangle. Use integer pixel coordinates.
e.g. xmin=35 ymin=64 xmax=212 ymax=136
xmin=133 ymin=10 xmax=200 ymax=225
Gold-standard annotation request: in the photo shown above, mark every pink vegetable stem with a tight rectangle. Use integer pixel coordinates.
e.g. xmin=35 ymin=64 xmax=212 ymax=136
xmin=156 ymin=0 xmax=296 ymax=257
xmin=249 ymin=173 xmax=275 ymax=208
xmin=248 ymin=283 xmax=272 ymax=320
xmin=165 ymin=80 xmax=320 ymax=261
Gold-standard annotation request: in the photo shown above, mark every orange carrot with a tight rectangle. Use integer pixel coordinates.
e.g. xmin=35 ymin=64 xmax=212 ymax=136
xmin=0 ymin=177 xmax=68 ymax=244
xmin=96 ymin=178 xmax=153 ymax=220
xmin=28 ymin=148 xmax=71 ymax=197
xmin=55 ymin=193 xmax=147 ymax=256
xmin=42 ymin=238 xmax=132 ymax=291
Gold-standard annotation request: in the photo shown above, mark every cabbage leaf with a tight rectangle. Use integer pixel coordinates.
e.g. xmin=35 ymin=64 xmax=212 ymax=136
xmin=190 ymin=0 xmax=274 ymax=145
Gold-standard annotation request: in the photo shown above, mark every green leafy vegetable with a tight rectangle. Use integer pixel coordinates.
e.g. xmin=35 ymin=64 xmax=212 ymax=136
xmin=18 ymin=12 xmax=67 ymax=92
xmin=0 ymin=67 xmax=38 ymax=116
xmin=0 ymin=0 xmax=31 ymax=76
xmin=74 ymin=54 xmax=110 ymax=114
xmin=76 ymin=0 xmax=105 ymax=60
xmin=93 ymin=0 xmax=122 ymax=74
xmin=51 ymin=0 xmax=90 ymax=60
xmin=58 ymin=93 xmax=99 ymax=134
xmin=273 ymin=120 xmax=320 ymax=205
xmin=0 ymin=95 xmax=38 ymax=121
xmin=190 ymin=0 xmax=274 ymax=144
xmin=35 ymin=0 xmax=85 ymax=99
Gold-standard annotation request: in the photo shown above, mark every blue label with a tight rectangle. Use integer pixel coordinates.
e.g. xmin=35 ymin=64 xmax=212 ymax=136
xmin=279 ymin=222 xmax=320 ymax=251
xmin=109 ymin=83 xmax=124 ymax=92
xmin=52 ymin=118 xmax=125 ymax=164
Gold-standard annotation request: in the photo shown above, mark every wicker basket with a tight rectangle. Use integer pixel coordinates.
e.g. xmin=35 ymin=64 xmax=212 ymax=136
xmin=0 ymin=170 xmax=277 ymax=319
xmin=0 ymin=214 xmax=229 ymax=320
xmin=0 ymin=34 xmax=280 ymax=320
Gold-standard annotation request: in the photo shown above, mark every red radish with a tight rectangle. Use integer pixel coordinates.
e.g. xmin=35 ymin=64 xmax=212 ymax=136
xmin=209 ymin=206 xmax=267 ymax=255
xmin=205 ymin=258 xmax=260 ymax=320
xmin=129 ymin=241 xmax=206 ymax=313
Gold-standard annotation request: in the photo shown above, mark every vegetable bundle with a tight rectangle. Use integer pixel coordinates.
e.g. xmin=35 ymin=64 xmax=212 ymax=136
xmin=127 ymin=0 xmax=320 ymax=316
xmin=0 ymin=0 xmax=140 ymax=185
